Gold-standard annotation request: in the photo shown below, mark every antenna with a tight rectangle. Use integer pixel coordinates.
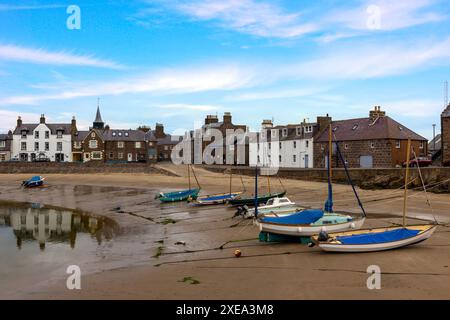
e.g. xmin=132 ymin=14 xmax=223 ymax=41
xmin=97 ymin=97 xmax=100 ymax=108
xmin=444 ymin=80 xmax=448 ymax=107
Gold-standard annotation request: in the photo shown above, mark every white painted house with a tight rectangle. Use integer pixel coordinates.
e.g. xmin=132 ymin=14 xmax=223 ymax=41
xmin=12 ymin=115 xmax=76 ymax=162
xmin=249 ymin=119 xmax=316 ymax=168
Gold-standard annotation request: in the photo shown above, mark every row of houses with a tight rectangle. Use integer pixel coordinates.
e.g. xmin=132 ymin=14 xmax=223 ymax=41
xmin=1 ymin=104 xmax=449 ymax=168
xmin=0 ymin=106 xmax=181 ymax=163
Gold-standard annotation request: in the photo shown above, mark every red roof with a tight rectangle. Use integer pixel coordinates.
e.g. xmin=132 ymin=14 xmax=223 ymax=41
xmin=315 ymin=116 xmax=427 ymax=142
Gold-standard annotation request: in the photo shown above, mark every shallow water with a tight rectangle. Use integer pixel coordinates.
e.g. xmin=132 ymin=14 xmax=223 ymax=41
xmin=0 ymin=203 xmax=122 ymax=297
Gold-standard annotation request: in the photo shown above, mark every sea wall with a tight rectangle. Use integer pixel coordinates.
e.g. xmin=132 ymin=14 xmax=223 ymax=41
xmin=201 ymin=165 xmax=450 ymax=193
xmin=0 ymin=162 xmax=177 ymax=176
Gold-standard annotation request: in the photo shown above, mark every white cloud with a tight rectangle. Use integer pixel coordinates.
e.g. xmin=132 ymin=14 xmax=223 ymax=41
xmin=0 ymin=4 xmax=65 ymax=11
xmin=0 ymin=109 xmax=42 ymax=132
xmin=158 ymin=104 xmax=220 ymax=111
xmin=380 ymin=99 xmax=444 ymax=117
xmin=0 ymin=64 xmax=256 ymax=105
xmin=156 ymin=0 xmax=317 ymax=38
xmin=332 ymin=0 xmax=444 ymax=31
xmin=0 ymin=44 xmax=124 ymax=69
xmin=226 ymin=87 xmax=327 ymax=101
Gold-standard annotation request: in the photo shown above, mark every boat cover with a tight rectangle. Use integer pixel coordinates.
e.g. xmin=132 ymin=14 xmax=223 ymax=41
xmin=260 ymin=209 xmax=324 ymax=225
xmin=198 ymin=193 xmax=239 ymax=201
xmin=29 ymin=176 xmax=42 ymax=182
xmin=336 ymin=228 xmax=420 ymax=245
xmin=162 ymin=189 xmax=199 ymax=198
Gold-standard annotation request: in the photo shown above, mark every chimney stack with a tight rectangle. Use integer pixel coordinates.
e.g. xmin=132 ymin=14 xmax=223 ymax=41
xmin=40 ymin=114 xmax=46 ymax=124
xmin=17 ymin=116 xmax=22 ymax=128
xmin=369 ymin=106 xmax=386 ymax=121
xmin=205 ymin=115 xmax=219 ymax=125
xmin=316 ymin=114 xmax=332 ymax=134
xmin=71 ymin=116 xmax=77 ymax=135
xmin=261 ymin=119 xmax=273 ymax=129
xmin=155 ymin=123 xmax=165 ymax=138
xmin=223 ymin=112 xmax=232 ymax=124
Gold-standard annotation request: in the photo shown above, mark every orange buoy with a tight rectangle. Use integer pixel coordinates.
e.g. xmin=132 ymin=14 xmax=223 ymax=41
xmin=234 ymin=249 xmax=242 ymax=257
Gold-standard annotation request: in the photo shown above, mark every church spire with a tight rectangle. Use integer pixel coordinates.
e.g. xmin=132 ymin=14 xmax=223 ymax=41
xmin=93 ymin=98 xmax=105 ymax=129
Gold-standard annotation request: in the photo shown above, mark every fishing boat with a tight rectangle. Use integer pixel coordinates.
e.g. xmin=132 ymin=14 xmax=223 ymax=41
xmin=256 ymin=124 xmax=366 ymax=237
xmin=311 ymin=139 xmax=437 ymax=252
xmin=22 ymin=176 xmax=45 ymax=188
xmin=195 ymin=170 xmax=244 ymax=205
xmin=155 ymin=165 xmax=201 ymax=202
xmin=238 ymin=197 xmax=303 ymax=218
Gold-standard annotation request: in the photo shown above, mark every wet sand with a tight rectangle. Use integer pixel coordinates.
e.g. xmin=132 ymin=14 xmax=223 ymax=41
xmin=0 ymin=164 xmax=449 ymax=299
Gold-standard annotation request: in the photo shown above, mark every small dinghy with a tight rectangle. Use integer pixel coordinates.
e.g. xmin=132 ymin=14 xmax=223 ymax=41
xmin=156 ymin=165 xmax=201 ymax=202
xmin=238 ymin=197 xmax=303 ymax=218
xmin=256 ymin=125 xmax=366 ymax=237
xmin=228 ymin=191 xmax=286 ymax=206
xmin=22 ymin=176 xmax=45 ymax=188
xmin=312 ymin=139 xmax=438 ymax=253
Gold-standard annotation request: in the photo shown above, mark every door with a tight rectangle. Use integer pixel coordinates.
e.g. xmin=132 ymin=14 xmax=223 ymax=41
xmin=304 ymin=154 xmax=309 ymax=168
xmin=127 ymin=153 xmax=133 ymax=162
xmin=360 ymin=155 xmax=373 ymax=168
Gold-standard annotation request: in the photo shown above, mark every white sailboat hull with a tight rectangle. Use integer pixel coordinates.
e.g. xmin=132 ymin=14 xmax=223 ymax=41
xmin=316 ymin=225 xmax=437 ymax=253
xmin=256 ymin=217 xmax=366 ymax=236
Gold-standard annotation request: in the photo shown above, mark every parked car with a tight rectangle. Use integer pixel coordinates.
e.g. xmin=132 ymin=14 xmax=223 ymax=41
xmin=8 ymin=157 xmax=20 ymax=162
xmin=402 ymin=157 xmax=432 ymax=167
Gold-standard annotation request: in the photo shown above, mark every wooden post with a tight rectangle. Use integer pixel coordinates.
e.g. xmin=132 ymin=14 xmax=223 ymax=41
xmin=403 ymin=139 xmax=411 ymax=227
xmin=329 ymin=124 xmax=332 ymax=180
xmin=188 ymin=164 xmax=191 ymax=190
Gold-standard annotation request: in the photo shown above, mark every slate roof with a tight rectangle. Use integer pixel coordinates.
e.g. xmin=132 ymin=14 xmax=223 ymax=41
xmin=74 ymin=131 xmax=89 ymax=141
xmin=13 ymin=123 xmax=72 ymax=135
xmin=442 ymin=104 xmax=450 ymax=117
xmin=145 ymin=130 xmax=181 ymax=145
xmin=428 ymin=134 xmax=441 ymax=151
xmin=315 ymin=116 xmax=427 ymax=142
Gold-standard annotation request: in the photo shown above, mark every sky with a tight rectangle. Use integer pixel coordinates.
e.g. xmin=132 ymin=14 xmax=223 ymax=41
xmin=1 ymin=0 xmax=450 ymax=139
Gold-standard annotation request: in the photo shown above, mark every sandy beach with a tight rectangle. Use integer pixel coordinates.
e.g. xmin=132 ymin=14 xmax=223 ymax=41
xmin=0 ymin=164 xmax=449 ymax=300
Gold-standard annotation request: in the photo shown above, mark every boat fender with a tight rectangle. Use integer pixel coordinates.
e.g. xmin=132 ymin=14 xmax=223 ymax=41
xmin=318 ymin=231 xmax=329 ymax=241
xmin=259 ymin=223 xmax=263 ymax=231
xmin=297 ymin=227 xmax=302 ymax=233
xmin=350 ymin=222 xmax=356 ymax=229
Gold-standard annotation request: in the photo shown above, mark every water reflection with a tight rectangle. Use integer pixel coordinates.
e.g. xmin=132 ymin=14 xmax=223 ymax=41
xmin=0 ymin=205 xmax=119 ymax=251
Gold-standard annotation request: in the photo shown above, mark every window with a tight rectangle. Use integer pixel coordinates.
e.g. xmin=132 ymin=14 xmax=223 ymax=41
xmin=45 ymin=131 xmax=50 ymax=139
xmin=91 ymin=132 xmax=96 ymax=138
xmin=21 ymin=131 xmax=27 ymax=139
xmin=282 ymin=128 xmax=287 ymax=137
xmin=279 ymin=142 xmax=282 ymax=149
xmin=0 ymin=141 xmax=5 ymax=148
xmin=419 ymin=141 xmax=424 ymax=149
xmin=306 ymin=140 xmax=309 ymax=148
xmin=344 ymin=143 xmax=349 ymax=150
xmin=293 ymin=155 xmax=297 ymax=162
xmin=149 ymin=142 xmax=154 ymax=147
xmin=321 ymin=144 xmax=325 ymax=151
xmin=112 ymin=132 xmax=116 ymax=137
xmin=118 ymin=152 xmax=123 ymax=159
xmin=109 ymin=152 xmax=114 ymax=159
xmin=293 ymin=141 xmax=297 ymax=148
xmin=34 ymin=142 xmax=39 ymax=151
xmin=117 ymin=141 xmax=124 ymax=148
xmin=74 ymin=141 xmax=81 ymax=148
xmin=45 ymin=142 xmax=49 ymax=151
xmin=352 ymin=124 xmax=358 ymax=130
xmin=0 ymin=154 xmax=6 ymax=161
xmin=257 ymin=155 xmax=260 ymax=163
xmin=396 ymin=140 xmax=401 ymax=149
xmin=118 ymin=132 xmax=122 ymax=137
xmin=35 ymin=131 xmax=39 ymax=138
xmin=57 ymin=130 xmax=63 ymax=139
xmin=89 ymin=140 xmax=98 ymax=148
xmin=370 ymin=141 xmax=375 ymax=149
xmin=296 ymin=127 xmax=302 ymax=136
xmin=125 ymin=132 xmax=129 ymax=137
xmin=21 ymin=142 xmax=27 ymax=151
xmin=268 ymin=142 xmax=271 ymax=150
xmin=279 ymin=155 xmax=282 ymax=163
xmin=271 ymin=129 xmax=277 ymax=138
xmin=135 ymin=142 xmax=141 ymax=148
xmin=304 ymin=126 xmax=312 ymax=133
xmin=92 ymin=152 xmax=102 ymax=159
xmin=57 ymin=142 xmax=62 ymax=151
xmin=164 ymin=146 xmax=169 ymax=150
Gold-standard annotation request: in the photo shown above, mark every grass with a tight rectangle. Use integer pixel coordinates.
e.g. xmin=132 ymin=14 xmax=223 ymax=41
xmin=160 ymin=218 xmax=177 ymax=225
xmin=153 ymin=246 xmax=164 ymax=258
xmin=179 ymin=276 xmax=200 ymax=285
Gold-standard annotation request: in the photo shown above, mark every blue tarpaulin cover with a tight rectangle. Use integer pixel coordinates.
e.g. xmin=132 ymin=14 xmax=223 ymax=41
xmin=261 ymin=209 xmax=324 ymax=225
xmin=30 ymin=176 xmax=42 ymax=182
xmin=336 ymin=228 xmax=420 ymax=245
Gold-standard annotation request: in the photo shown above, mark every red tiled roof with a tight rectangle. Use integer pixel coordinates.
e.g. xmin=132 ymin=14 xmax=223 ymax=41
xmin=315 ymin=116 xmax=427 ymax=142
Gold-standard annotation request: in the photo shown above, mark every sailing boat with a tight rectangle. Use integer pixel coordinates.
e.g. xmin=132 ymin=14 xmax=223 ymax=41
xmin=195 ymin=170 xmax=243 ymax=205
xmin=256 ymin=124 xmax=366 ymax=236
xmin=155 ymin=164 xmax=201 ymax=202
xmin=311 ymin=139 xmax=437 ymax=252
xmin=229 ymin=173 xmax=286 ymax=206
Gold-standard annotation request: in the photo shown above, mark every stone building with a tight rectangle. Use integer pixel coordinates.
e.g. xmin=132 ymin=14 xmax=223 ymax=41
xmin=0 ymin=131 xmax=13 ymax=161
xmin=314 ymin=106 xmax=428 ymax=168
xmin=12 ymin=114 xmax=76 ymax=162
xmin=73 ymin=106 xmax=147 ymax=163
xmin=441 ymin=104 xmax=450 ymax=166
xmin=145 ymin=123 xmax=181 ymax=163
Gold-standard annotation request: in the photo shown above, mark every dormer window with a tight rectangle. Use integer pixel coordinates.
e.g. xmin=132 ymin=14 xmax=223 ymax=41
xmin=282 ymin=128 xmax=287 ymax=137
xmin=398 ymin=126 xmax=403 ymax=131
xmin=125 ymin=132 xmax=129 ymax=137
xmin=112 ymin=132 xmax=116 ymax=137
xmin=118 ymin=132 xmax=122 ymax=137
xmin=352 ymin=124 xmax=358 ymax=130
xmin=35 ymin=131 xmax=39 ymax=139
xmin=296 ymin=127 xmax=302 ymax=136
xmin=21 ymin=130 xmax=27 ymax=139
xmin=332 ymin=126 xmax=338 ymax=132
xmin=271 ymin=129 xmax=277 ymax=138
xmin=304 ymin=125 xmax=313 ymax=133
xmin=57 ymin=130 xmax=63 ymax=138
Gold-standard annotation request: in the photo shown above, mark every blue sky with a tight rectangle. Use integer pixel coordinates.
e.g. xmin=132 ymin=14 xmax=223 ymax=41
xmin=1 ymin=0 xmax=450 ymax=139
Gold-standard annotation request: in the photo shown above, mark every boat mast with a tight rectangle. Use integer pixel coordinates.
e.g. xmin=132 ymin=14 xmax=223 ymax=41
xmin=229 ymin=169 xmax=232 ymax=195
xmin=403 ymin=139 xmax=411 ymax=227
xmin=254 ymin=165 xmax=259 ymax=218
xmin=325 ymin=124 xmax=333 ymax=213
xmin=188 ymin=164 xmax=191 ymax=190
xmin=267 ymin=175 xmax=271 ymax=194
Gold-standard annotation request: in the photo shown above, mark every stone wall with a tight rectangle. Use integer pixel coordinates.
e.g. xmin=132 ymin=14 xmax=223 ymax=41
xmin=442 ymin=115 xmax=450 ymax=166
xmin=202 ymin=165 xmax=450 ymax=193
xmin=0 ymin=162 xmax=177 ymax=176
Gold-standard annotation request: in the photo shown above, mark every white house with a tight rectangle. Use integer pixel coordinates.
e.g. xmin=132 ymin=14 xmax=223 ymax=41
xmin=12 ymin=114 xmax=76 ymax=162
xmin=249 ymin=119 xmax=316 ymax=168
